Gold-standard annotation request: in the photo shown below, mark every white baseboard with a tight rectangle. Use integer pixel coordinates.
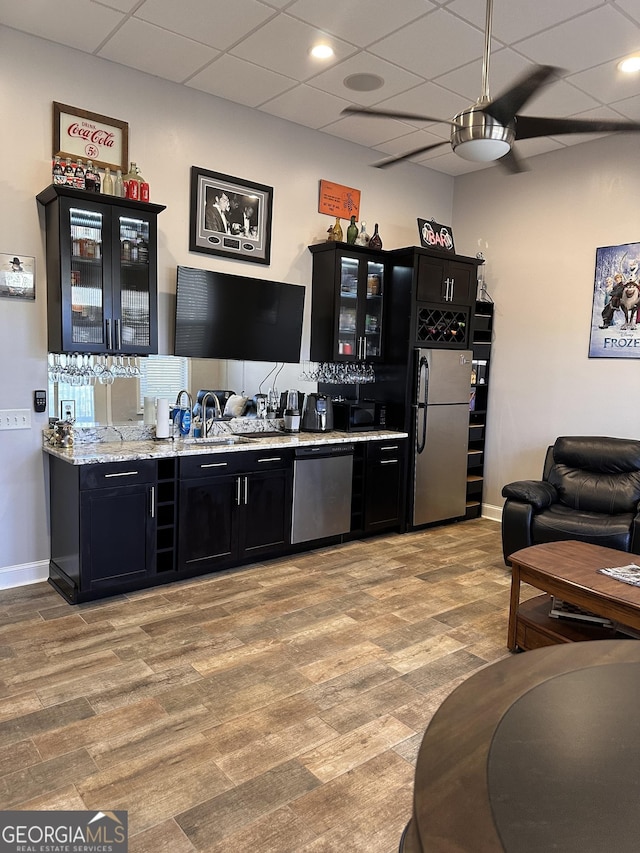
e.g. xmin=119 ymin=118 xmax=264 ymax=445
xmin=481 ymin=503 xmax=503 ymax=523
xmin=0 ymin=560 xmax=49 ymax=590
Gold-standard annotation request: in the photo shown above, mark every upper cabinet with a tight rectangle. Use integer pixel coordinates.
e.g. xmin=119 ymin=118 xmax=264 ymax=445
xmin=416 ymin=254 xmax=477 ymax=306
xmin=37 ymin=185 xmax=165 ymax=355
xmin=309 ymin=242 xmax=386 ymax=362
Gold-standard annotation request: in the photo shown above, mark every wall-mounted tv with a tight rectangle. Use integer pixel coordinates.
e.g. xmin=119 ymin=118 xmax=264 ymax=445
xmin=174 ymin=265 xmax=305 ymax=362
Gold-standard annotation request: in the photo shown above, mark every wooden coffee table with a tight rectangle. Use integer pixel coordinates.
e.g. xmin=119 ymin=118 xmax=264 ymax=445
xmin=508 ymin=540 xmax=640 ymax=651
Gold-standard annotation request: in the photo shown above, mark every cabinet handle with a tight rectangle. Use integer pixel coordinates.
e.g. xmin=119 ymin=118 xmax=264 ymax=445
xmin=258 ymin=457 xmax=282 ymax=463
xmin=104 ymin=470 xmax=138 ymax=478
xmin=105 ymin=318 xmax=113 ymax=350
xmin=380 ymin=445 xmax=399 ymax=452
xmin=450 ymin=277 xmax=455 ymax=301
xmin=380 ymin=459 xmax=398 ymax=465
xmin=243 ymin=475 xmax=248 ymax=506
xmin=200 ymin=462 xmax=227 ymax=469
xmin=115 ymin=319 xmax=122 ymax=350
xmin=149 ymin=485 xmax=155 ymax=518
xmin=236 ymin=476 xmax=242 ymax=505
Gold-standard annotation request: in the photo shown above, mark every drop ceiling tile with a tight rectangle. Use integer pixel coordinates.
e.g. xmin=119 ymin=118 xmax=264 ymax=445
xmin=260 ymin=0 xmax=293 ymax=7
xmin=286 ymin=0 xmax=434 ymax=47
xmin=94 ymin=0 xmax=139 ymax=12
xmin=308 ymin=52 xmax=423 ymax=107
xmin=98 ymin=17 xmax=218 ymax=82
xmin=259 ymin=84 xmax=353 ymax=128
xmin=134 ymin=0 xmax=275 ymax=50
xmin=519 ymin=79 xmax=599 ymax=117
xmin=369 ymin=9 xmax=486 ymax=79
xmin=373 ymin=129 xmax=450 ymax=160
xmin=230 ymin=14 xmax=356 ymax=80
xmin=321 ymin=113 xmax=415 ymax=148
xmin=515 ymin=6 xmax=640 ymax=72
xmin=513 ymin=136 xmax=566 ymax=159
xmin=548 ymin=105 xmax=636 ymax=146
xmin=610 ymin=93 xmax=640 ymax=121
xmin=372 ymin=83 xmax=474 ymax=129
xmin=1 ymin=0 xmax=123 ymax=52
xmin=435 ymin=50 xmax=535 ymax=103
xmin=187 ymin=54 xmax=295 ymax=108
xmin=615 ymin=0 xmax=640 ymax=26
xmin=447 ymin=0 xmax=603 ymax=45
xmin=569 ymin=60 xmax=640 ymax=105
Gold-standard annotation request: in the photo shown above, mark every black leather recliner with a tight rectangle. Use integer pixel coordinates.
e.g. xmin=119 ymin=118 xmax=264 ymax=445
xmin=501 ymin=436 xmax=640 ymax=564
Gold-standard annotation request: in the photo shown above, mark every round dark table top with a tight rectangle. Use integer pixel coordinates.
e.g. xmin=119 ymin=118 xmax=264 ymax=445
xmin=402 ymin=641 xmax=640 ymax=853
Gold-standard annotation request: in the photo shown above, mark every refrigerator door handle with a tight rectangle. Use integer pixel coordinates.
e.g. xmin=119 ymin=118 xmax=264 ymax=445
xmin=416 ymin=356 xmax=428 ymax=455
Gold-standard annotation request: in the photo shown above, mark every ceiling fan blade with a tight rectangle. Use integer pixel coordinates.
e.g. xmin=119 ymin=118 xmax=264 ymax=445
xmin=483 ymin=65 xmax=560 ymax=126
xmin=515 ymin=114 xmax=640 ymax=140
xmin=373 ymin=140 xmax=450 ymax=169
xmin=496 ymin=147 xmax=528 ymax=174
xmin=341 ymin=105 xmax=459 ymax=128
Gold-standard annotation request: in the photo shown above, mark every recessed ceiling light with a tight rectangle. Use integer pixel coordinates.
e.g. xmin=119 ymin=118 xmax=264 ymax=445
xmin=310 ymin=44 xmax=334 ymax=60
xmin=344 ymin=73 xmax=384 ymax=92
xmin=618 ymin=55 xmax=640 ymax=73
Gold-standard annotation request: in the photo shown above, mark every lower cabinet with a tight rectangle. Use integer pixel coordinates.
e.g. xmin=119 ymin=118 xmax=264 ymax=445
xmin=49 ymin=456 xmax=157 ymax=603
xmin=177 ymin=449 xmax=293 ymax=575
xmin=351 ymin=438 xmax=407 ymax=534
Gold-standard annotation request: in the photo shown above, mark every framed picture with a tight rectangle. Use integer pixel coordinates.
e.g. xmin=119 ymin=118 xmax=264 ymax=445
xmin=589 ymin=242 xmax=640 ymax=359
xmin=189 ymin=166 xmax=273 ymax=265
xmin=417 ymin=218 xmax=455 ymax=253
xmin=53 ymin=102 xmax=129 ymax=173
xmin=0 ymin=253 xmax=35 ymax=300
xmin=318 ymin=179 xmax=361 ymax=220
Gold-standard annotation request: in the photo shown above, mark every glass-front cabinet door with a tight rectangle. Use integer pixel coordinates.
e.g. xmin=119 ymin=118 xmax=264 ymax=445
xmin=337 ymin=252 xmax=384 ymax=361
xmin=36 ymin=184 xmax=164 ymax=355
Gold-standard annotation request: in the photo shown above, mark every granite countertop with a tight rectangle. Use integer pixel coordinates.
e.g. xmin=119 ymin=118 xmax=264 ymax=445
xmin=43 ymin=425 xmax=409 ymax=465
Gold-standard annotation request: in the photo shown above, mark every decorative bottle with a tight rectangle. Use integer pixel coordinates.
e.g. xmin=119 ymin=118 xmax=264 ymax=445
xmin=84 ymin=160 xmax=96 ymax=192
xmin=136 ymin=165 xmax=149 ymax=202
xmin=102 ymin=167 xmax=113 ymax=195
xmin=331 ymin=217 xmax=343 ymax=242
xmin=52 ymin=155 xmax=64 ymax=185
xmin=355 ymin=221 xmax=369 ymax=246
xmin=93 ymin=167 xmax=101 ymax=194
xmin=114 ymin=169 xmax=124 ymax=198
xmin=74 ymin=158 xmax=85 ymax=190
xmin=346 ymin=215 xmax=358 ymax=245
xmin=369 ymin=223 xmax=383 ymax=250
xmin=123 ymin=161 xmax=140 ymax=200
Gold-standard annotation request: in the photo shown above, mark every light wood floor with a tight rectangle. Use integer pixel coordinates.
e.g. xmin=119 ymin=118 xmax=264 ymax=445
xmin=0 ymin=518 xmax=513 ymax=852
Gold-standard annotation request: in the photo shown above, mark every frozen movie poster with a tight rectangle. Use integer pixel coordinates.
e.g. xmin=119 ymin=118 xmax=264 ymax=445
xmin=589 ymin=242 xmax=640 ymax=358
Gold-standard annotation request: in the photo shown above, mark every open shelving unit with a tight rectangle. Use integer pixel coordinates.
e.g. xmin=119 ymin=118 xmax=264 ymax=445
xmin=156 ymin=457 xmax=177 ymax=574
xmin=466 ymin=300 xmax=493 ymax=519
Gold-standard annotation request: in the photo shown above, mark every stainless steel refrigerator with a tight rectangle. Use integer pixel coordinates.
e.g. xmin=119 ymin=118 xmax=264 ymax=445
xmin=412 ymin=348 xmax=473 ymax=526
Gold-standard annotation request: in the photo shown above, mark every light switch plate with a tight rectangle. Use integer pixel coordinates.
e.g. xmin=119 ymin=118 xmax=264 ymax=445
xmin=0 ymin=409 xmax=31 ymax=430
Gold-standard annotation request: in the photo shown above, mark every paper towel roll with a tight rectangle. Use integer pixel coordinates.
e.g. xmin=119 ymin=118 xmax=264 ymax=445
xmin=143 ymin=396 xmax=156 ymax=426
xmin=155 ymin=398 xmax=170 ymax=438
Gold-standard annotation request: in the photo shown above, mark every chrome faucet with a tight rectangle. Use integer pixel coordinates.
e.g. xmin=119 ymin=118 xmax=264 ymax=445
xmin=174 ymin=389 xmax=193 ymax=437
xmin=200 ymin=392 xmax=222 ymax=436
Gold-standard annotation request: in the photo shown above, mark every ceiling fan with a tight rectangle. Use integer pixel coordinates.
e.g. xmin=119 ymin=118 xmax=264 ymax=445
xmin=342 ymin=0 xmax=640 ymax=172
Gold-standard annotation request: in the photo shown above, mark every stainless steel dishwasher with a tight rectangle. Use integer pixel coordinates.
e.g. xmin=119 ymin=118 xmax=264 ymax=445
xmin=291 ymin=444 xmax=354 ymax=544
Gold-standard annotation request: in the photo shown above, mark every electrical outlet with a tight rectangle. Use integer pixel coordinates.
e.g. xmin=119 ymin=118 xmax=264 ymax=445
xmin=0 ymin=409 xmax=32 ymax=430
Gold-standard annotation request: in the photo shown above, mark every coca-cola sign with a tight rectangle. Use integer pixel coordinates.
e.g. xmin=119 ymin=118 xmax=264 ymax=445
xmin=53 ymin=102 xmax=128 ymax=173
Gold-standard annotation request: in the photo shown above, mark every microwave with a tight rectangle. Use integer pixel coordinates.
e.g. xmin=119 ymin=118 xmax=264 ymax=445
xmin=332 ymin=401 xmax=387 ymax=432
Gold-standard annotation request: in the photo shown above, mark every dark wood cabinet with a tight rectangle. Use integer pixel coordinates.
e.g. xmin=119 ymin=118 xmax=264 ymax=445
xmin=36 ymin=184 xmax=165 ymax=355
xmin=350 ymin=438 xmax=407 ymax=534
xmin=466 ymin=301 xmax=493 ymax=518
xmin=309 ymin=242 xmax=386 ymax=362
xmin=416 ymin=254 xmax=476 ymax=306
xmin=177 ymin=449 xmax=293 ymax=575
xmin=48 ymin=457 xmax=157 ymax=603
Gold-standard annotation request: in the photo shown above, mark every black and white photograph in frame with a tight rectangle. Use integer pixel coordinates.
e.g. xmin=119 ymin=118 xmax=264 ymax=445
xmin=189 ymin=166 xmax=273 ymax=265
xmin=0 ymin=253 xmax=35 ymax=300
xmin=589 ymin=242 xmax=640 ymax=359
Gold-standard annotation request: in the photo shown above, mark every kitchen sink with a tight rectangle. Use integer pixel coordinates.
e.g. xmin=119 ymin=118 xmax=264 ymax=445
xmin=180 ymin=435 xmax=253 ymax=446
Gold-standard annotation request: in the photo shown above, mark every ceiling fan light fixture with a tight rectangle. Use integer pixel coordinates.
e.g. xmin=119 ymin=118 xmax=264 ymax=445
xmin=451 ymin=105 xmax=515 ymax=162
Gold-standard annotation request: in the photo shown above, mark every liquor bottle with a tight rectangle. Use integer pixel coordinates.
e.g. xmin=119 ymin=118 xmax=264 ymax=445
xmin=64 ymin=158 xmax=75 ymax=187
xmin=114 ymin=169 xmax=124 ymax=198
xmin=346 ymin=215 xmax=358 ymax=245
xmin=52 ymin=155 xmax=64 ymax=185
xmin=331 ymin=217 xmax=343 ymax=242
xmin=74 ymin=158 xmax=85 ymax=190
xmin=84 ymin=160 xmax=96 ymax=192
xmin=124 ymin=161 xmax=140 ymax=200
xmin=369 ymin=223 xmax=383 ymax=250
xmin=102 ymin=167 xmax=113 ymax=195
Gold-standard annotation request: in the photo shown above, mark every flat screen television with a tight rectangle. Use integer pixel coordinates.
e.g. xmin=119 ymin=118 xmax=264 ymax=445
xmin=174 ymin=265 xmax=305 ymax=362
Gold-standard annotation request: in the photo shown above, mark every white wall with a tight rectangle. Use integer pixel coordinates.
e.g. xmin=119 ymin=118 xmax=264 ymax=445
xmin=0 ymin=26 xmax=455 ymax=584
xmin=453 ymin=134 xmax=640 ymax=516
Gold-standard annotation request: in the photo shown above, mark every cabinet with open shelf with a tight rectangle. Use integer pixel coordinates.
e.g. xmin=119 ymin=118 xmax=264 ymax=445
xmin=466 ymin=301 xmax=493 ymax=518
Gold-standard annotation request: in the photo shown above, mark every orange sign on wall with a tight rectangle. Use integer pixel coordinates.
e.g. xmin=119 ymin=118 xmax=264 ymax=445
xmin=318 ymin=179 xmax=361 ymax=220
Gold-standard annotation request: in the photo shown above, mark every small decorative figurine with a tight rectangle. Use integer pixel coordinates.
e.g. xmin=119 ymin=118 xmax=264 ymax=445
xmin=346 ymin=215 xmax=358 ymax=245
